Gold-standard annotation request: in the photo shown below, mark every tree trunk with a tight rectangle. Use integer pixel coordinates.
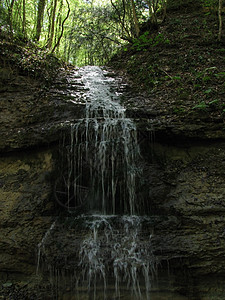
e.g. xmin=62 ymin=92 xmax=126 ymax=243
xmin=110 ymin=0 xmax=132 ymax=42
xmin=161 ymin=0 xmax=167 ymax=22
xmin=22 ymin=0 xmax=26 ymax=36
xmin=47 ymin=0 xmax=57 ymax=49
xmin=146 ymin=0 xmax=159 ymax=25
xmin=35 ymin=0 xmax=46 ymax=41
xmin=51 ymin=0 xmax=70 ymax=53
xmin=8 ymin=0 xmax=15 ymax=34
xmin=218 ymin=0 xmax=223 ymax=41
xmin=130 ymin=0 xmax=140 ymax=37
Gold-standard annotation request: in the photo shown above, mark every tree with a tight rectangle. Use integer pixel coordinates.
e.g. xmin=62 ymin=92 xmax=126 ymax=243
xmin=7 ymin=0 xmax=16 ymax=34
xmin=131 ymin=0 xmax=140 ymax=37
xmin=110 ymin=0 xmax=132 ymax=41
xmin=35 ymin=0 xmax=46 ymax=41
xmin=110 ymin=0 xmax=140 ymax=41
xmin=22 ymin=0 xmax=26 ymax=36
xmin=51 ymin=0 xmax=70 ymax=53
xmin=47 ymin=0 xmax=58 ymax=49
xmin=218 ymin=0 xmax=223 ymax=41
xmin=109 ymin=0 xmax=167 ymax=42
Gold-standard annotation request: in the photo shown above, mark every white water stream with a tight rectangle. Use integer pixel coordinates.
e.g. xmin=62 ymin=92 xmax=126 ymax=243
xmin=63 ymin=66 xmax=140 ymax=215
xmin=37 ymin=66 xmax=156 ymax=299
xmin=77 ymin=215 xmax=156 ymax=300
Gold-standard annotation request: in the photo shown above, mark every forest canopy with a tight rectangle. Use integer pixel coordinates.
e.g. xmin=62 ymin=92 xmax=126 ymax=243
xmin=0 ymin=0 xmax=223 ymax=66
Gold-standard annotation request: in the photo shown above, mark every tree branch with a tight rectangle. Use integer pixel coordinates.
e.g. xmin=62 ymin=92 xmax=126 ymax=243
xmin=218 ymin=0 xmax=223 ymax=41
xmin=51 ymin=0 xmax=70 ymax=53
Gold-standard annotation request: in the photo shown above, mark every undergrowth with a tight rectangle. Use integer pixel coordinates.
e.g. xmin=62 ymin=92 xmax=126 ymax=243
xmin=0 ymin=36 xmax=63 ymax=84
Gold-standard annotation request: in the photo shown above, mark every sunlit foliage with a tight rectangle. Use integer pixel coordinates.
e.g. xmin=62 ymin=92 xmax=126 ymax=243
xmin=0 ymin=0 xmax=223 ymax=65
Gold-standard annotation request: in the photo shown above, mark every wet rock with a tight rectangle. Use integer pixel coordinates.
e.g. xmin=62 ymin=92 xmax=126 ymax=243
xmin=1 ymin=66 xmax=225 ymax=298
xmin=0 ymin=68 xmax=86 ymax=152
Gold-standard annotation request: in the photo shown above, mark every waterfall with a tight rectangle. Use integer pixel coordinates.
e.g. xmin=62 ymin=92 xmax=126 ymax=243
xmin=78 ymin=215 xmax=156 ymax=300
xmin=55 ymin=66 xmax=140 ymax=215
xmin=38 ymin=66 xmax=156 ymax=299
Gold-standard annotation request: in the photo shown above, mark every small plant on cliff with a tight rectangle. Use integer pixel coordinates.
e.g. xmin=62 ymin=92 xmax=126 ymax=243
xmin=131 ymin=32 xmax=170 ymax=51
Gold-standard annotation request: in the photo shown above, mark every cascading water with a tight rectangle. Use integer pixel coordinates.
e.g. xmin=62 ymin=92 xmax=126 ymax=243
xmin=38 ymin=66 xmax=156 ymax=299
xmin=77 ymin=215 xmax=156 ymax=300
xmin=55 ymin=66 xmax=141 ymax=215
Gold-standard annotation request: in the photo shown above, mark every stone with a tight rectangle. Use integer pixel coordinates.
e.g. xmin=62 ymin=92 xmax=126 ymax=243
xmin=1 ymin=66 xmax=225 ymax=298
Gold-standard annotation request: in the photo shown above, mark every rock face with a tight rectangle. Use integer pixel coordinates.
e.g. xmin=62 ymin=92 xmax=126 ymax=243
xmin=0 ymin=149 xmax=55 ymax=275
xmin=1 ymin=67 xmax=225 ymax=299
xmin=0 ymin=67 xmax=87 ymax=296
xmin=0 ymin=67 xmax=86 ymax=152
xmin=142 ymin=141 xmax=225 ymax=276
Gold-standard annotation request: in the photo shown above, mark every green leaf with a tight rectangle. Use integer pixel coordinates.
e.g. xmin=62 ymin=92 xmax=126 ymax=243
xmin=209 ymin=99 xmax=219 ymax=105
xmin=3 ymin=282 xmax=13 ymax=288
xmin=172 ymin=76 xmax=181 ymax=80
xmin=202 ymin=76 xmax=211 ymax=82
xmin=192 ymin=102 xmax=208 ymax=109
xmin=215 ymin=72 xmax=225 ymax=78
xmin=204 ymin=88 xmax=212 ymax=94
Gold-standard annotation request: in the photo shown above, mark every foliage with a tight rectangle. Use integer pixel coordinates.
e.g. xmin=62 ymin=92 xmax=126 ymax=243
xmin=131 ymin=32 xmax=170 ymax=51
xmin=167 ymin=0 xmax=201 ymax=10
xmin=0 ymin=4 xmax=8 ymax=26
xmin=0 ymin=40 xmax=62 ymax=83
xmin=192 ymin=99 xmax=225 ymax=113
xmin=0 ymin=0 xmax=223 ymax=65
xmin=201 ymin=0 xmax=218 ymax=11
xmin=63 ymin=3 xmax=120 ymax=65
xmin=192 ymin=102 xmax=208 ymax=110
